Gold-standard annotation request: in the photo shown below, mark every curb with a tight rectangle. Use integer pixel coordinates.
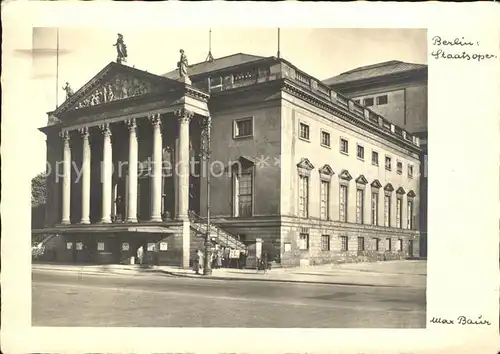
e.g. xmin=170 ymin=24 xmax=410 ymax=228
xmin=155 ymin=269 xmax=409 ymax=288
xmin=33 ymin=267 xmax=422 ymax=289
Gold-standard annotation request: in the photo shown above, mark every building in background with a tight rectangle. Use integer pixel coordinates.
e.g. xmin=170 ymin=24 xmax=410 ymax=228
xmin=323 ymin=60 xmax=428 ymax=257
xmin=33 ymin=53 xmax=423 ymax=267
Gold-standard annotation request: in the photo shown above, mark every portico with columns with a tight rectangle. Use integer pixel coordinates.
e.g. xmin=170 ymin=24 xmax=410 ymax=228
xmin=40 ymin=62 xmax=210 ymax=268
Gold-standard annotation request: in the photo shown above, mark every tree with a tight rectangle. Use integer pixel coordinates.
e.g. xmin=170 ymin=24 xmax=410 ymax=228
xmin=31 ymin=172 xmax=47 ymax=207
xmin=31 ymin=172 xmax=47 ymax=229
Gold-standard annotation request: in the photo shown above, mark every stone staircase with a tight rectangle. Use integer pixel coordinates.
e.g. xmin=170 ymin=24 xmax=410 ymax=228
xmin=189 ymin=213 xmax=246 ymax=251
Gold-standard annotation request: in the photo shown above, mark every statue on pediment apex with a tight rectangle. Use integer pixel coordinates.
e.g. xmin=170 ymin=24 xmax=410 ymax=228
xmin=62 ymin=82 xmax=74 ymax=100
xmin=177 ymin=49 xmax=188 ymax=79
xmin=113 ymin=33 xmax=128 ymax=64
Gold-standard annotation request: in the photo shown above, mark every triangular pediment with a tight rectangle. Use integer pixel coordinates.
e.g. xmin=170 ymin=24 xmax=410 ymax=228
xmin=53 ymin=62 xmax=186 ymax=116
xmin=318 ymin=164 xmax=334 ymax=176
xmin=355 ymin=174 xmax=368 ymax=185
xmin=371 ymin=179 xmax=382 ymax=188
xmin=407 ymin=190 xmax=416 ymax=198
xmin=396 ymin=187 xmax=406 ymax=195
xmin=384 ymin=183 xmax=394 ymax=192
xmin=339 ymin=169 xmax=352 ymax=181
xmin=297 ymin=158 xmax=314 ymax=171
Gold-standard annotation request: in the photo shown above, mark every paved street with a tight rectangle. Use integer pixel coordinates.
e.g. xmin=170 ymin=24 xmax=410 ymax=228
xmin=33 ymin=270 xmax=425 ymax=328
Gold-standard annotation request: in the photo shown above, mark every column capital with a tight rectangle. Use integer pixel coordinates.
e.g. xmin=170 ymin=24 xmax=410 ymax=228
xmin=174 ymin=108 xmax=194 ymax=123
xmin=125 ymin=118 xmax=137 ymax=131
xmin=100 ymin=123 xmax=112 ymax=137
xmin=148 ymin=113 xmax=162 ymax=128
xmin=59 ymin=130 xmax=70 ymax=141
xmin=78 ymin=126 xmax=90 ymax=138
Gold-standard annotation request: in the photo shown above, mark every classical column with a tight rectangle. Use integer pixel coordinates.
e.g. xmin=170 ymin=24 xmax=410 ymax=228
xmin=149 ymin=113 xmax=163 ymax=222
xmin=79 ymin=127 xmax=91 ymax=224
xmin=60 ymin=130 xmax=71 ymax=225
xmin=100 ymin=123 xmax=113 ymax=223
xmin=174 ymin=109 xmax=193 ymax=220
xmin=125 ymin=118 xmax=138 ymax=222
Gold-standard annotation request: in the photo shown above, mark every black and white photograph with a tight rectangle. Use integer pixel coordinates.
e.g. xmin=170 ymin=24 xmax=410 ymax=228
xmin=2 ymin=2 xmax=498 ymax=354
xmin=29 ymin=28 xmax=428 ymax=328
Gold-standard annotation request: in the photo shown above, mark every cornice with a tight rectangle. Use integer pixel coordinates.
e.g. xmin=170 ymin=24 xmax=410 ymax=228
xmin=280 ymin=79 xmax=421 ymax=154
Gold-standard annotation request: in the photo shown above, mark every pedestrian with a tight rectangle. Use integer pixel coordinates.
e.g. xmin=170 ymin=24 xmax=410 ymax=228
xmin=194 ymin=249 xmax=203 ymax=275
xmin=263 ymin=252 xmax=270 ymax=274
xmin=137 ymin=245 xmax=144 ymax=266
xmin=216 ymin=249 xmax=223 ymax=269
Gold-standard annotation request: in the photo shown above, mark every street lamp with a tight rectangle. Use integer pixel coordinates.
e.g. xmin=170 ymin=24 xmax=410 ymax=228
xmin=200 ymin=115 xmax=213 ymax=276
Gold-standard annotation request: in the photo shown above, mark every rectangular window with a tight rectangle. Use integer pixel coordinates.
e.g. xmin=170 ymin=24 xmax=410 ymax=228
xmin=398 ymin=239 xmax=403 ymax=251
xmin=397 ymin=161 xmax=403 ymax=175
xmin=298 ymin=175 xmax=309 ymax=218
xmin=299 ymin=122 xmax=310 ymax=140
xmin=408 ymin=165 xmax=414 ymax=178
xmin=363 ymin=97 xmax=374 ymax=107
xmin=234 ymin=171 xmax=253 ymax=217
xmin=321 ymin=131 xmax=331 ymax=147
xmin=299 ymin=233 xmax=309 ymax=250
xmin=371 ymin=192 xmax=379 ymax=225
xmin=385 ymin=156 xmax=392 ymax=171
xmin=357 ymin=145 xmax=365 ymax=160
xmin=340 ymin=138 xmax=349 ymax=154
xmin=321 ymin=235 xmax=330 ymax=251
xmin=339 ymin=185 xmax=348 ymax=222
xmin=340 ymin=236 xmax=348 ymax=251
xmin=97 ymin=242 xmax=105 ymax=251
xmin=209 ymin=76 xmax=222 ymax=90
xmin=384 ymin=195 xmax=391 ymax=227
xmin=354 ymin=99 xmax=361 ymax=104
xmin=374 ymin=238 xmax=380 ymax=251
xmin=234 ymin=118 xmax=253 ymax=138
xmin=376 ymin=95 xmax=388 ymax=105
xmin=320 ymin=180 xmax=330 ymax=220
xmin=396 ymin=198 xmax=403 ymax=228
xmin=356 ymin=189 xmax=364 ymax=224
xmin=357 ymin=237 xmax=365 ymax=251
xmin=284 ymin=242 xmax=292 ymax=252
xmin=407 ymin=200 xmax=414 ymax=229
xmin=372 ymin=151 xmax=379 ymax=166
xmin=386 ymin=238 xmax=392 ymax=251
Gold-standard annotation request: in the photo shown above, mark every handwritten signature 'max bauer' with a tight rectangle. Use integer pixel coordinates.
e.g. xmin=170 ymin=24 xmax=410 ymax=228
xmin=430 ymin=315 xmax=491 ymax=325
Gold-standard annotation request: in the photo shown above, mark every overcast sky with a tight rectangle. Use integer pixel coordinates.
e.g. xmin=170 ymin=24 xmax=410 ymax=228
xmin=28 ymin=28 xmax=427 ymax=176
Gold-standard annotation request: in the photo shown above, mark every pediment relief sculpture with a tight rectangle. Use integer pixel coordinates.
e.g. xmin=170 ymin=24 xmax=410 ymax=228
xmin=371 ymin=179 xmax=382 ymax=188
xmin=74 ymin=72 xmax=163 ymax=110
xmin=407 ymin=190 xmax=416 ymax=198
xmin=384 ymin=183 xmax=394 ymax=192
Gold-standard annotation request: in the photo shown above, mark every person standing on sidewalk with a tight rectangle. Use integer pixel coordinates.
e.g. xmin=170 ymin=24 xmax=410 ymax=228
xmin=136 ymin=245 xmax=144 ymax=266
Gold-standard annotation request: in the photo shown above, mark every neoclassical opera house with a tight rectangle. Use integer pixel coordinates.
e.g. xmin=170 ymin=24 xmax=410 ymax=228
xmin=34 ymin=43 xmax=422 ymax=268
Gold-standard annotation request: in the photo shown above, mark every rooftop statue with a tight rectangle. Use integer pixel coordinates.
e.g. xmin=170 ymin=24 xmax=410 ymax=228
xmin=113 ymin=33 xmax=128 ymax=64
xmin=177 ymin=49 xmax=188 ymax=78
xmin=62 ymin=82 xmax=74 ymax=100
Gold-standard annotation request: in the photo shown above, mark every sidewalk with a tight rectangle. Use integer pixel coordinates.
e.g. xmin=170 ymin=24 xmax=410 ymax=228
xmin=32 ymin=260 xmax=426 ymax=288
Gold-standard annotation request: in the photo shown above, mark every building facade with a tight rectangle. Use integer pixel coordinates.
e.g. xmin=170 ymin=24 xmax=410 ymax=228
xmin=35 ymin=53 xmax=422 ymax=267
xmin=323 ymin=60 xmax=428 ymax=256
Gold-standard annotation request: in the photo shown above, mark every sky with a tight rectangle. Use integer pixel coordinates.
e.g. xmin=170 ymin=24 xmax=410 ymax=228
xmin=27 ymin=28 xmax=427 ymax=177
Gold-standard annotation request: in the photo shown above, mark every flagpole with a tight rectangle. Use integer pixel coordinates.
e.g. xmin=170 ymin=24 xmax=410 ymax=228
xmin=277 ymin=28 xmax=281 ymax=58
xmin=56 ymin=28 xmax=59 ymax=109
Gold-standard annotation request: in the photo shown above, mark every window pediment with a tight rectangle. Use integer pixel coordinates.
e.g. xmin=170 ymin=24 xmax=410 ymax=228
xmin=384 ymin=183 xmax=394 ymax=192
xmin=228 ymin=156 xmax=256 ymax=172
xmin=371 ymin=179 xmax=382 ymax=188
xmin=297 ymin=158 xmax=315 ymax=174
xmin=396 ymin=187 xmax=406 ymax=195
xmin=355 ymin=174 xmax=368 ymax=185
xmin=407 ymin=190 xmax=416 ymax=198
xmin=318 ymin=164 xmax=334 ymax=176
xmin=339 ymin=169 xmax=353 ymax=181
